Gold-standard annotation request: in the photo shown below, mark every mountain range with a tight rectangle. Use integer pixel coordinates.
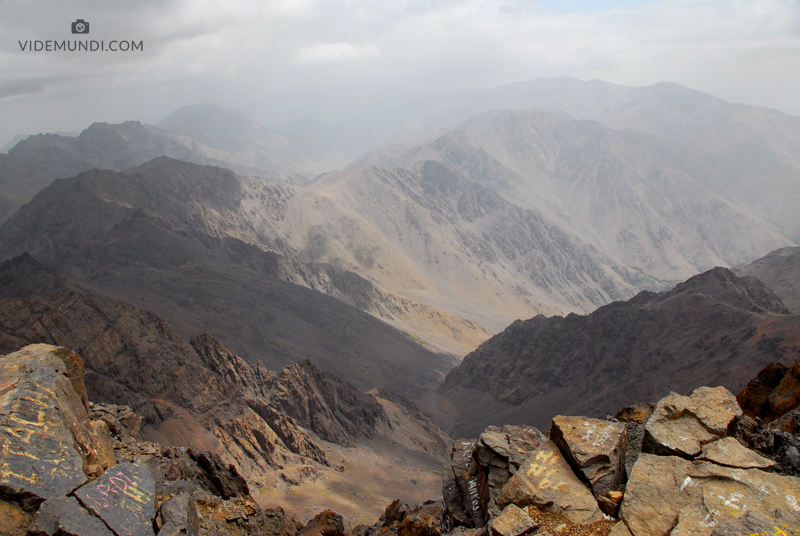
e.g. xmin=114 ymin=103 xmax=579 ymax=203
xmin=438 ymin=266 xmax=800 ymax=436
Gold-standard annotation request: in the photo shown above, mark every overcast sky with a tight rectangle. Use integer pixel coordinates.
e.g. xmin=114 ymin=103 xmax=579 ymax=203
xmin=1 ymin=0 xmax=799 ymax=148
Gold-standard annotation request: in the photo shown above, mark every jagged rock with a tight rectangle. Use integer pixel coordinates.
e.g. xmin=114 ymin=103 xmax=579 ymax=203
xmin=450 ymin=438 xmax=488 ymax=527
xmin=194 ymin=491 xmax=300 ymax=536
xmin=0 ymin=345 xmax=113 ymax=506
xmin=549 ymin=416 xmax=627 ymax=503
xmin=29 ymin=496 xmax=114 ymax=536
xmin=711 ymin=509 xmax=800 ymax=536
xmin=247 ymin=398 xmax=328 ymax=464
xmin=489 ymin=504 xmax=538 ymax=536
xmin=620 ymin=453 xmax=800 ymax=536
xmin=644 ymin=386 xmax=741 ymax=457
xmin=395 ymin=501 xmax=442 ymax=536
xmin=269 ymin=359 xmax=385 ymax=446
xmin=737 ymin=356 xmax=800 ymax=430
xmin=155 ymin=493 xmax=200 ymax=536
xmin=90 ymin=403 xmax=143 ymax=441
xmin=737 ymin=361 xmax=792 ymax=420
xmin=613 ymin=404 xmax=653 ymax=424
xmin=464 ymin=425 xmax=547 ymax=520
xmin=384 ymin=499 xmax=410 ymax=527
xmin=497 ymin=441 xmax=603 ymax=525
xmin=299 ymin=510 xmax=345 ymax=536
xmin=697 ymin=437 xmax=775 ymax=469
xmin=74 ymin=462 xmax=156 ymax=536
xmin=478 ymin=425 xmax=545 ymax=468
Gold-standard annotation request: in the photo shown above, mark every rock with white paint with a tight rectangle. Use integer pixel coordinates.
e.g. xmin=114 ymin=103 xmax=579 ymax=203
xmin=620 ymin=453 xmax=800 ymax=536
xmin=497 ymin=441 xmax=603 ymax=525
xmin=450 ymin=438 xmax=488 ymax=528
xmin=644 ymin=386 xmax=742 ymax=457
xmin=550 ymin=416 xmax=627 ymax=504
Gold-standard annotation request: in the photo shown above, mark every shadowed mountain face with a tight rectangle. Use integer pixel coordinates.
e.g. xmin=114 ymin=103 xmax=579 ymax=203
xmin=735 ymin=246 xmax=800 ymax=314
xmin=0 ymin=162 xmax=458 ymax=403
xmin=0 ymin=269 xmax=450 ymax=492
xmin=438 ymin=267 xmax=800 ymax=436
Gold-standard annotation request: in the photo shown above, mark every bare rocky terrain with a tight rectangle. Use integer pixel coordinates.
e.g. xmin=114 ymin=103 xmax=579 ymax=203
xmin=439 ymin=266 xmax=800 ymax=436
xmin=735 ymin=246 xmax=800 ymax=313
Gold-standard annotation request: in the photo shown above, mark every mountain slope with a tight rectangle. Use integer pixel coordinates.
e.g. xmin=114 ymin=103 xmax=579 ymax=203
xmin=351 ymin=109 xmax=794 ymax=283
xmin=0 ymin=162 xmax=459 ymax=402
xmin=438 ymin=267 xmax=800 ymax=436
xmin=735 ymin=246 xmax=800 ymax=313
xmin=0 ymin=265 xmax=451 ymax=518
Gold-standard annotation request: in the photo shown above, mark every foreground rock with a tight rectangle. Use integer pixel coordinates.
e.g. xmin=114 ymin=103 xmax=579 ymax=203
xmin=620 ymin=453 xmax=800 ymax=536
xmin=497 ymin=441 xmax=603 ymax=525
xmin=644 ymin=386 xmax=741 ymax=457
xmin=550 ymin=416 xmax=626 ymax=515
xmin=0 ymin=345 xmax=116 ymax=510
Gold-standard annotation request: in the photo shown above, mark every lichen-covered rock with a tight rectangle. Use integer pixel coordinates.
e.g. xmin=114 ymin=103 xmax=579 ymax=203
xmin=497 ymin=441 xmax=603 ymax=525
xmin=489 ymin=504 xmax=538 ymax=536
xmin=550 ymin=416 xmax=627 ymax=503
xmin=74 ymin=462 xmax=156 ymax=536
xmin=0 ymin=499 xmax=33 ymax=536
xmin=620 ymin=453 xmax=800 ymax=536
xmin=29 ymin=496 xmax=114 ymax=536
xmin=644 ymin=387 xmax=741 ymax=457
xmin=697 ymin=437 xmax=775 ymax=469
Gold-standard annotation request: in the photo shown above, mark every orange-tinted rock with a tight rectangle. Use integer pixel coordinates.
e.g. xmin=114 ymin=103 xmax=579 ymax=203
xmin=299 ymin=510 xmax=344 ymax=536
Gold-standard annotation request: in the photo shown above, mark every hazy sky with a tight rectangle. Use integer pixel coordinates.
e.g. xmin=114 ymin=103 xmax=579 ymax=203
xmin=1 ymin=0 xmax=799 ymax=148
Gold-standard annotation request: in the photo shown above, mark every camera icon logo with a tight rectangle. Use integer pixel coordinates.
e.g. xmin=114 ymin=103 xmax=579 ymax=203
xmin=71 ymin=19 xmax=89 ymax=34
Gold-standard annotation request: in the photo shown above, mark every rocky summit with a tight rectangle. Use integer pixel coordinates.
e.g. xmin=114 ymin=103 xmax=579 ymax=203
xmin=3 ymin=330 xmax=800 ymax=535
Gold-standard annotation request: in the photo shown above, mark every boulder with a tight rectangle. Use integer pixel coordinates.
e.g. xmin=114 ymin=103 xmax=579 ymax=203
xmin=442 ymin=473 xmax=470 ymax=530
xmin=155 ymin=493 xmax=200 ymax=536
xmin=299 ymin=510 xmax=345 ymax=536
xmin=697 ymin=437 xmax=775 ymax=469
xmin=0 ymin=345 xmax=111 ymax=506
xmin=29 ymin=496 xmax=114 ymax=536
xmin=497 ymin=441 xmax=603 ymax=525
xmin=396 ymin=501 xmax=442 ymax=536
xmin=74 ymin=462 xmax=156 ymax=536
xmin=644 ymin=387 xmax=741 ymax=457
xmin=489 ymin=504 xmax=539 ymax=536
xmin=549 ymin=416 xmax=627 ymax=502
xmin=620 ymin=453 xmax=800 ymax=536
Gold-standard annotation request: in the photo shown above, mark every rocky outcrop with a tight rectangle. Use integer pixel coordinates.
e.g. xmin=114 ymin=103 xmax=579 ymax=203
xmin=439 ymin=267 xmax=800 ymax=435
xmin=497 ymin=441 xmax=603 ymax=525
xmin=439 ymin=366 xmax=800 ymax=536
xmin=550 ymin=416 xmax=627 ymax=515
xmin=643 ymin=386 xmax=741 ymax=457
